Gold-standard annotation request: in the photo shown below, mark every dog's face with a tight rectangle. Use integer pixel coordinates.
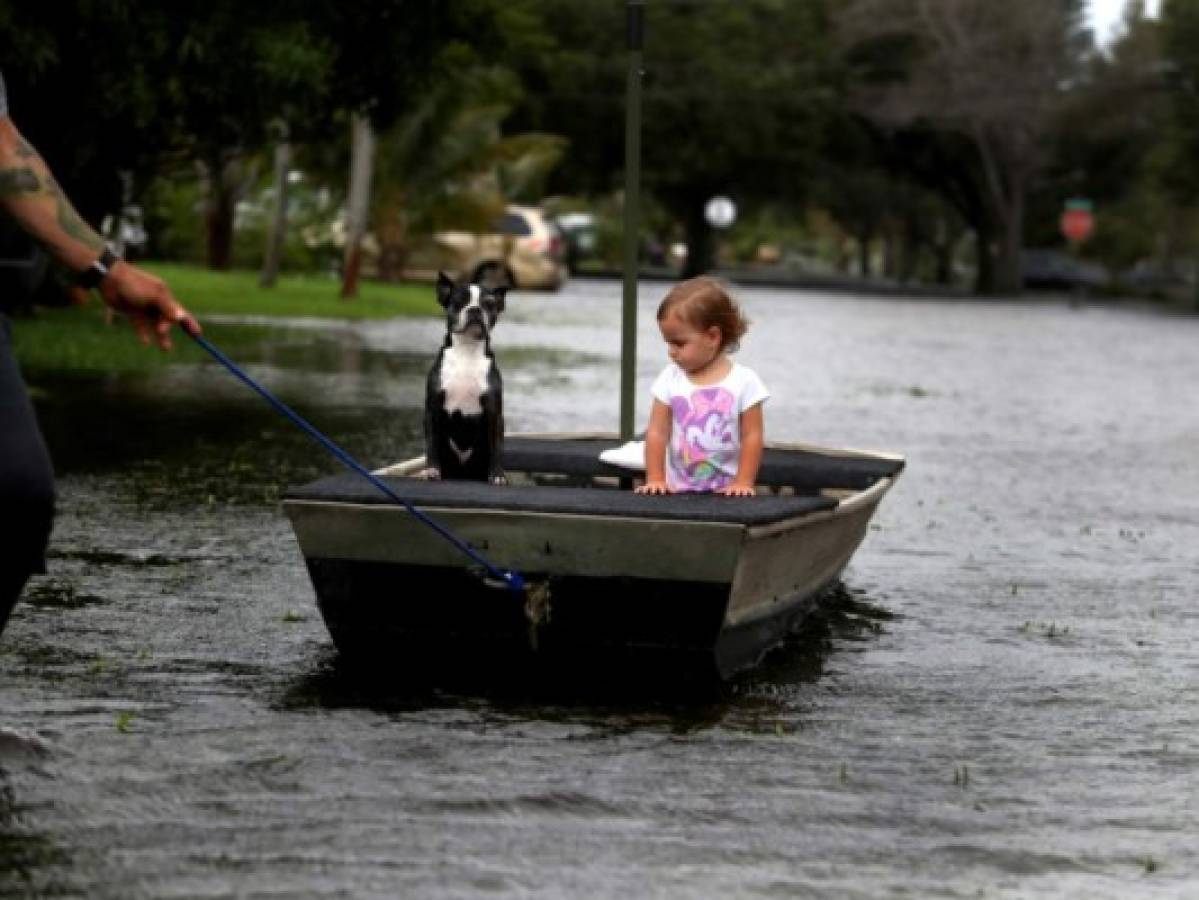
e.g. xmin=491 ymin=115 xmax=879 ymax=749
xmin=437 ymin=272 xmax=506 ymax=339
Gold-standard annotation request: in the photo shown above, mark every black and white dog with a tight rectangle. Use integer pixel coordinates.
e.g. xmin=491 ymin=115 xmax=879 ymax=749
xmin=421 ymin=272 xmax=507 ymax=484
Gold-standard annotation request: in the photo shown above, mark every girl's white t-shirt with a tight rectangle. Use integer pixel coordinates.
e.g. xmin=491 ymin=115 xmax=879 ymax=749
xmin=650 ymin=361 xmax=770 ymax=492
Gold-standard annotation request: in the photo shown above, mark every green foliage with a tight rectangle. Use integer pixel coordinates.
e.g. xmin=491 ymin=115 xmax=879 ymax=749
xmin=375 ymin=66 xmax=518 ymax=238
xmin=494 ymin=133 xmax=569 ymax=206
xmin=725 ymin=206 xmax=810 ymax=265
xmin=1042 ymin=11 xmax=1166 ymax=220
xmin=142 ymin=176 xmax=207 ymax=265
xmin=230 ymin=177 xmax=345 ymax=275
xmin=0 ymin=1 xmax=509 ymax=245
xmin=1160 ymin=0 xmax=1199 ymax=200
xmin=4 ymin=0 xmax=1196 ymax=296
xmin=370 ymin=60 xmax=567 ymax=272
xmin=505 ymin=0 xmax=837 ymax=273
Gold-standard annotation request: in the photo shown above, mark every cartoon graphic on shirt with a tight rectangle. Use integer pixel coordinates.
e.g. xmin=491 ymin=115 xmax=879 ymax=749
xmin=670 ymin=387 xmax=737 ymax=491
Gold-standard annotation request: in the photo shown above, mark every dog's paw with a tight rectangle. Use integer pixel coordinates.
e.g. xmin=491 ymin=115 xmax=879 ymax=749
xmin=418 ymin=467 xmax=442 ymax=480
xmin=490 ymin=472 xmax=508 ymax=486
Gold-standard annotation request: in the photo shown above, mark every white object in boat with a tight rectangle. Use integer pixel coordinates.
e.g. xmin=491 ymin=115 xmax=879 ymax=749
xmin=598 ymin=440 xmax=646 ymax=471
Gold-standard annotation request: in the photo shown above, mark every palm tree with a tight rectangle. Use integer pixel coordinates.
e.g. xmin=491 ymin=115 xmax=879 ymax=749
xmin=371 ymin=67 xmax=566 ymax=281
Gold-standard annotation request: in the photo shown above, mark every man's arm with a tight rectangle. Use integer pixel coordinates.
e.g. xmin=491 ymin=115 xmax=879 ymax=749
xmin=0 ymin=115 xmax=197 ymax=347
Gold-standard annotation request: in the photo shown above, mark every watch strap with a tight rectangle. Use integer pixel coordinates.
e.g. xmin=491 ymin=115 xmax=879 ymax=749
xmin=78 ymin=246 xmax=120 ymax=289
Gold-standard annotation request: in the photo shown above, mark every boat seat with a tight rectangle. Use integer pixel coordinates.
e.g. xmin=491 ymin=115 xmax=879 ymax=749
xmin=501 ymin=436 xmax=903 ymax=493
xmin=286 ymin=475 xmax=838 ymax=526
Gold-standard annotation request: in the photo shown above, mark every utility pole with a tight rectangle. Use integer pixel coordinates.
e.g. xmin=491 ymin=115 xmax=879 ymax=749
xmin=620 ymin=0 xmax=645 ymax=440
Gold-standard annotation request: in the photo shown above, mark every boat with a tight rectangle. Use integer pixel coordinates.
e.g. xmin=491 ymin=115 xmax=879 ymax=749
xmin=282 ymin=433 xmax=903 ymax=680
xmin=278 ymin=8 xmax=903 ymax=684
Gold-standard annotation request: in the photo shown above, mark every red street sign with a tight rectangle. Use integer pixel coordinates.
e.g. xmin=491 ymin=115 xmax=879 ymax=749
xmin=1060 ymin=198 xmax=1094 ymax=245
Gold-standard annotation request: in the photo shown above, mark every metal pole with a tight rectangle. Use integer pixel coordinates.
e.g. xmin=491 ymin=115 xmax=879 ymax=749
xmin=620 ymin=0 xmax=645 ymax=440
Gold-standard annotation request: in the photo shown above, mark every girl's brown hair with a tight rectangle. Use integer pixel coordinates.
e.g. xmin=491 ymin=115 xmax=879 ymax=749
xmin=656 ymin=277 xmax=749 ymax=352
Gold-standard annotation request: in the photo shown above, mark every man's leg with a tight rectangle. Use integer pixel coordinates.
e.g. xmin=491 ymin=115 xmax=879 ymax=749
xmin=0 ymin=314 xmax=55 ymax=642
xmin=0 ymin=570 xmax=33 ymax=637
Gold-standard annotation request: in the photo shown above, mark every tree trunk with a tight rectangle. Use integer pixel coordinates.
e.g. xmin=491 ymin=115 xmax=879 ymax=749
xmin=934 ymin=240 xmax=953 ymax=285
xmin=898 ymin=218 xmax=922 ymax=284
xmin=341 ymin=114 xmax=376 ymax=299
xmin=993 ymin=184 xmax=1025 ymax=295
xmin=973 ymin=223 xmax=996 ymax=295
xmin=1158 ymin=206 xmax=1181 ymax=278
xmin=205 ymin=165 xmax=236 ymax=271
xmin=376 ymin=232 xmax=408 ymax=283
xmin=883 ymin=230 xmax=898 ymax=281
xmin=681 ymin=202 xmax=714 ymax=277
xmin=205 ymin=153 xmax=257 ymax=272
xmin=857 ymin=235 xmax=872 ymax=277
xmin=834 ymin=238 xmax=851 ymax=274
xmin=260 ymin=134 xmax=291 ymax=288
xmin=932 ymin=217 xmax=953 ymax=285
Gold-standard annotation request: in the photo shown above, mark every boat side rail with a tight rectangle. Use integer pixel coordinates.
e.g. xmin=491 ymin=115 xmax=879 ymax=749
xmin=376 ymin=435 xmax=904 ymax=496
xmin=743 ymin=475 xmax=899 ymax=541
xmin=503 ymin=431 xmax=905 ymax=463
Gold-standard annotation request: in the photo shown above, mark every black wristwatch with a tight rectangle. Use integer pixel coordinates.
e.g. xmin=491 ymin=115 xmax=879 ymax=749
xmin=77 ymin=246 xmax=120 ymax=289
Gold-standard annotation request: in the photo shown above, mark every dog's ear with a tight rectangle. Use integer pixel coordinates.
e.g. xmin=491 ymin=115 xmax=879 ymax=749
xmin=491 ymin=286 xmax=507 ymax=312
xmin=436 ymin=271 xmax=455 ymax=308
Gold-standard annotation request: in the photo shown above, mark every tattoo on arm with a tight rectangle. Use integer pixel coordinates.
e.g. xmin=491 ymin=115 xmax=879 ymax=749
xmin=0 ymin=167 xmax=40 ymax=194
xmin=0 ymin=147 xmax=105 ymax=255
xmin=45 ymin=172 xmax=103 ymax=251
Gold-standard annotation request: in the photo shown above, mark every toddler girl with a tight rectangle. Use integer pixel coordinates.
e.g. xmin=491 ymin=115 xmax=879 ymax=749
xmin=636 ymin=277 xmax=769 ymax=496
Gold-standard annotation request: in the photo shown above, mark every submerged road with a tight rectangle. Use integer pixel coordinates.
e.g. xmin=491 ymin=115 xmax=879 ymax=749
xmin=2 ymin=279 xmax=1196 ymax=897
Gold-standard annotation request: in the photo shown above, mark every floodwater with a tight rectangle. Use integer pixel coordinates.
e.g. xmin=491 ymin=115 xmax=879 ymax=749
xmin=2 ymin=279 xmax=1197 ymax=898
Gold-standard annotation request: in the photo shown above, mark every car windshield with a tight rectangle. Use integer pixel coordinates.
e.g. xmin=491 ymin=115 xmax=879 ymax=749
xmin=497 ymin=213 xmax=532 ymax=236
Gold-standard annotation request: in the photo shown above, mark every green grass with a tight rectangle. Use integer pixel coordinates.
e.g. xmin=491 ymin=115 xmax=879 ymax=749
xmin=142 ymin=262 xmax=438 ymax=319
xmin=10 ymin=263 xmax=440 ymax=374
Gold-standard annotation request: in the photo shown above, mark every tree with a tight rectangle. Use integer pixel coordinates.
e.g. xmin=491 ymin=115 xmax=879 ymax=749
xmin=1156 ymin=0 xmax=1199 ymax=303
xmin=1159 ymin=0 xmax=1199 ymax=199
xmin=260 ymin=122 xmax=292 ymax=288
xmin=2 ymin=1 xmax=511 ymax=272
xmin=340 ymin=114 xmax=376 ymax=296
xmin=1039 ymin=6 xmax=1168 ymax=270
xmin=370 ymin=65 xmax=566 ymax=282
xmin=0 ymin=1 xmax=181 ymax=226
xmin=505 ymin=0 xmax=837 ymax=276
xmin=838 ymin=0 xmax=1091 ymax=293
xmin=1 ymin=1 xmax=337 ymax=269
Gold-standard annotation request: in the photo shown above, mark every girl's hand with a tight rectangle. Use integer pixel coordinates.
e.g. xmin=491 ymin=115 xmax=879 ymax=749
xmin=718 ymin=482 xmax=756 ymax=497
xmin=636 ymin=480 xmax=672 ymax=495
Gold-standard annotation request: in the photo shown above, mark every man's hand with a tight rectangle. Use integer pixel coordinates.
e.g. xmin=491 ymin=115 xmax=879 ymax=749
xmin=99 ymin=261 xmax=200 ymax=349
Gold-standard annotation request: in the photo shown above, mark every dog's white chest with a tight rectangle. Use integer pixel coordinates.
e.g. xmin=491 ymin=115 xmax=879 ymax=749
xmin=439 ymin=346 xmax=491 ymax=415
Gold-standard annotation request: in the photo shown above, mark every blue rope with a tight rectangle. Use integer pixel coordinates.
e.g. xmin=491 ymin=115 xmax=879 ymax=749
xmin=186 ymin=329 xmax=525 ymax=594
